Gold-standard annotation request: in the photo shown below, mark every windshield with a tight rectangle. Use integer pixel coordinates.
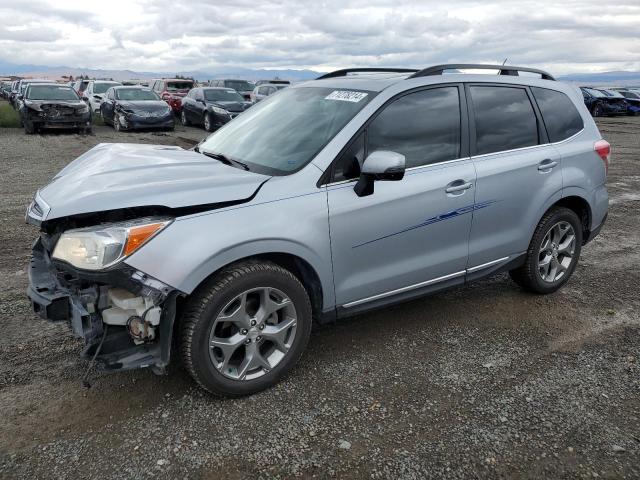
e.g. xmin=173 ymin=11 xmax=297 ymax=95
xmin=622 ymin=91 xmax=639 ymax=99
xmin=204 ymin=89 xmax=244 ymax=102
xmin=26 ymin=85 xmax=79 ymax=101
xmin=584 ymin=88 xmax=606 ymax=98
xmin=226 ymin=80 xmax=254 ymax=91
xmin=116 ymin=88 xmax=161 ymax=101
xmin=94 ymin=82 xmax=120 ymax=94
xmin=167 ymin=81 xmax=193 ymax=91
xmin=199 ymin=87 xmax=375 ymax=175
xmin=603 ymin=90 xmax=624 ymax=98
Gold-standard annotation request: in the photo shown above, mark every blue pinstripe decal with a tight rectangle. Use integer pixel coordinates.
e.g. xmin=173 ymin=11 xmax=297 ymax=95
xmin=353 ymin=200 xmax=497 ymax=248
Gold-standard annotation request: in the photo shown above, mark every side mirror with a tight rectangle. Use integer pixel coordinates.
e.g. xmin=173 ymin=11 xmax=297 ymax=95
xmin=81 ymin=96 xmax=89 ymax=101
xmin=197 ymin=98 xmax=206 ymax=104
xmin=354 ymin=150 xmax=405 ymax=197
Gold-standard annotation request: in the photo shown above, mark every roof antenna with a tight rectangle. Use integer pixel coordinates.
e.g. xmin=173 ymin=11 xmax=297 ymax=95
xmin=502 ymin=58 xmax=508 ymax=65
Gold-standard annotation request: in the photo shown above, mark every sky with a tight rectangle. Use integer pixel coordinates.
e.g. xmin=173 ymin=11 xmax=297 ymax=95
xmin=0 ymin=0 xmax=639 ymax=75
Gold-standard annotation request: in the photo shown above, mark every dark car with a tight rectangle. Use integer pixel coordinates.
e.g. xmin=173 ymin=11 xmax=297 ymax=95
xmin=9 ymin=80 xmax=21 ymax=107
xmin=180 ymin=87 xmax=251 ymax=131
xmin=100 ymin=86 xmax=174 ymax=131
xmin=151 ymin=78 xmax=194 ymax=113
xmin=0 ymin=81 xmax=12 ymax=99
xmin=208 ymin=79 xmax=255 ymax=101
xmin=580 ymin=87 xmax=628 ymax=117
xmin=255 ymin=79 xmax=290 ymax=87
xmin=18 ymin=83 xmax=91 ymax=134
xmin=604 ymin=89 xmax=640 ymax=115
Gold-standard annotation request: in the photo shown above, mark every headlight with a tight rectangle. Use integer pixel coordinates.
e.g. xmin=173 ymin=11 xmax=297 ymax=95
xmin=212 ymin=106 xmax=228 ymax=115
xmin=52 ymin=218 xmax=172 ymax=270
xmin=77 ymin=105 xmax=89 ymax=114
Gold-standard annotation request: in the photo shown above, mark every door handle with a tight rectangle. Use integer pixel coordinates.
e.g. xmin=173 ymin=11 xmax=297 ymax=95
xmin=445 ymin=181 xmax=473 ymax=194
xmin=538 ymin=159 xmax=558 ymax=171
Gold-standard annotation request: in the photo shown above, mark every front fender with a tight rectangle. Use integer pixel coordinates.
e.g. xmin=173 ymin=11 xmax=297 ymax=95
xmin=124 ymin=187 xmax=335 ymax=309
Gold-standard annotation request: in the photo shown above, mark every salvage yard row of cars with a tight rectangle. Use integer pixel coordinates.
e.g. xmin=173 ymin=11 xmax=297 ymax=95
xmin=0 ymin=77 xmax=290 ymax=134
xmin=1 ymin=76 xmax=639 ymax=135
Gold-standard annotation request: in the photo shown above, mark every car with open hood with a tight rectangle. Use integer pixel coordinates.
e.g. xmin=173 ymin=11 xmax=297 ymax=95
xmin=100 ymin=86 xmax=174 ymax=131
xmin=180 ymin=87 xmax=252 ymax=131
xmin=18 ymin=83 xmax=92 ymax=134
xmin=26 ymin=64 xmax=609 ymax=397
xmin=151 ymin=78 xmax=194 ymax=113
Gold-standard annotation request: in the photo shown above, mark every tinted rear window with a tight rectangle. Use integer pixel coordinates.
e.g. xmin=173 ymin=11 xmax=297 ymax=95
xmin=470 ymin=86 xmax=538 ymax=155
xmin=532 ymin=87 xmax=584 ymax=143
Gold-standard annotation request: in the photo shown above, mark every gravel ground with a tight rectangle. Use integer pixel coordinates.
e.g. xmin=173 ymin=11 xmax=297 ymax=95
xmin=0 ymin=106 xmax=639 ymax=479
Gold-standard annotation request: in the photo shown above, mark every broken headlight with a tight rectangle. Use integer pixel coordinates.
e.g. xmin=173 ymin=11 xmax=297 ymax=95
xmin=52 ymin=218 xmax=172 ymax=270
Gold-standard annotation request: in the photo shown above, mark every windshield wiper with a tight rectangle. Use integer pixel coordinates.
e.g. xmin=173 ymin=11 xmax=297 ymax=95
xmin=200 ymin=150 xmax=250 ymax=171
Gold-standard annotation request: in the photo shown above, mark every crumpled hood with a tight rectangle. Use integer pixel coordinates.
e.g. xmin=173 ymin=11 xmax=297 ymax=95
xmin=117 ymin=100 xmax=171 ymax=113
xmin=38 ymin=143 xmax=270 ymax=220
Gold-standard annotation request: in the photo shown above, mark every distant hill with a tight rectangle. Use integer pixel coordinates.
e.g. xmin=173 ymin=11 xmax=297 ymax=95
xmin=557 ymin=71 xmax=640 ymax=86
xmin=1 ymin=59 xmax=639 ymax=86
xmin=0 ymin=59 xmax=321 ymax=82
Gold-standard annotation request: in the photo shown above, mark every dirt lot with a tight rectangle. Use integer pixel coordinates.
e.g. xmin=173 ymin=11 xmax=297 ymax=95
xmin=0 ymin=105 xmax=639 ymax=479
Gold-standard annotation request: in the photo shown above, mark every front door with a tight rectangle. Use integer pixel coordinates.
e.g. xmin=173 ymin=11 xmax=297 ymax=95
xmin=327 ymin=85 xmax=476 ymax=309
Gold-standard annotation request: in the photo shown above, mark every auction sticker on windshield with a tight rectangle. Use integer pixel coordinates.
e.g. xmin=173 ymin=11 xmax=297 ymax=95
xmin=325 ymin=90 xmax=368 ymax=102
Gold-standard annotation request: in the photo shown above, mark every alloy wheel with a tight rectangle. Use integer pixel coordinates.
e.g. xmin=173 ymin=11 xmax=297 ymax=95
xmin=204 ymin=113 xmax=211 ymax=131
xmin=537 ymin=221 xmax=576 ymax=283
xmin=208 ymin=287 xmax=297 ymax=381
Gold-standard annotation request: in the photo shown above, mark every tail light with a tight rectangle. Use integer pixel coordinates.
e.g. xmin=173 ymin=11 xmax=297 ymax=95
xmin=594 ymin=139 xmax=611 ymax=175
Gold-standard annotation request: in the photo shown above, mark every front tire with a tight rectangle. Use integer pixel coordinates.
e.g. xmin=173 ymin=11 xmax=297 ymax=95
xmin=180 ymin=261 xmax=312 ymax=397
xmin=181 ymin=110 xmax=190 ymax=126
xmin=204 ymin=112 xmax=214 ymax=132
xmin=510 ymin=207 xmax=583 ymax=294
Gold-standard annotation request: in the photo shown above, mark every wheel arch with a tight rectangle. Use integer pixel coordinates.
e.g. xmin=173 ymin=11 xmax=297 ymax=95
xmin=549 ymin=195 xmax=592 ymax=244
xmin=187 ymin=251 xmax=326 ymax=323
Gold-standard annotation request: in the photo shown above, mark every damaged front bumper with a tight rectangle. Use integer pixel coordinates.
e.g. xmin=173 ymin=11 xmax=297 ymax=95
xmin=27 ymin=237 xmax=180 ymax=374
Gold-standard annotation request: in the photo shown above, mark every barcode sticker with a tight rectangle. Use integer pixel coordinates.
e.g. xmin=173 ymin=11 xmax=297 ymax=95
xmin=325 ymin=90 xmax=368 ymax=102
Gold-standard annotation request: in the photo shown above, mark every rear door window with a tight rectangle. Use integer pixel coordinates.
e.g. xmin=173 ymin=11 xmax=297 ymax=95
xmin=531 ymin=87 xmax=584 ymax=142
xmin=470 ymin=86 xmax=539 ymax=155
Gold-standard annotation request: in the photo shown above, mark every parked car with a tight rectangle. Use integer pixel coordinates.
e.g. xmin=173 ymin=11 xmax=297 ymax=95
xmin=580 ymin=87 xmax=627 ymax=116
xmin=151 ymin=78 xmax=194 ymax=113
xmin=600 ymin=89 xmax=639 ymax=115
xmin=100 ymin=86 xmax=174 ymax=131
xmin=250 ymin=83 xmax=288 ymax=103
xmin=9 ymin=80 xmax=21 ymax=107
xmin=1 ymin=81 xmax=12 ymax=99
xmin=613 ymin=89 xmax=640 ymax=115
xmin=25 ymin=64 xmax=608 ymax=397
xmin=72 ymin=79 xmax=90 ymax=98
xmin=208 ymin=79 xmax=256 ymax=101
xmin=181 ymin=87 xmax=251 ymax=131
xmin=15 ymin=79 xmax=52 ymax=110
xmin=82 ymin=80 xmax=122 ymax=114
xmin=255 ymin=79 xmax=290 ymax=87
xmin=18 ymin=83 xmax=91 ymax=134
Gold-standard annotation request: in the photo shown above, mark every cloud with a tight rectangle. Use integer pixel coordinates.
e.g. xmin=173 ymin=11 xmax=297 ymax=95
xmin=0 ymin=0 xmax=638 ymax=74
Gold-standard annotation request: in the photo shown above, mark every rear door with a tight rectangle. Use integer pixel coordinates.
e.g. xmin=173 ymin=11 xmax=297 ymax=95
xmin=466 ymin=84 xmax=562 ymax=278
xmin=327 ymin=85 xmax=476 ymax=310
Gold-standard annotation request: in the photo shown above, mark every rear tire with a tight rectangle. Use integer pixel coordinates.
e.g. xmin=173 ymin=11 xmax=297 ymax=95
xmin=510 ymin=207 xmax=583 ymax=294
xmin=180 ymin=261 xmax=312 ymax=397
xmin=24 ymin=121 xmax=35 ymax=134
xmin=592 ymin=104 xmax=603 ymax=117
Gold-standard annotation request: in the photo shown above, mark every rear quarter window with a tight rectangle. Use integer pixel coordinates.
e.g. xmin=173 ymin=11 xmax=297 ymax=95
xmin=532 ymin=87 xmax=584 ymax=142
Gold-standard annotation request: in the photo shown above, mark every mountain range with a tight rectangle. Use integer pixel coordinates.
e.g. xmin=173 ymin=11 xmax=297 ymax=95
xmin=1 ymin=59 xmax=640 ymax=85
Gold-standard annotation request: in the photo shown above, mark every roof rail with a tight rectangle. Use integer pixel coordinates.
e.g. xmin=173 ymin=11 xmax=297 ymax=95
xmin=408 ymin=64 xmax=556 ymax=81
xmin=316 ymin=68 xmax=419 ymax=80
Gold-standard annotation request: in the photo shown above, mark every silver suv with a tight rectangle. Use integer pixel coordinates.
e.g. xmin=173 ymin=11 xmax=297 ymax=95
xmin=26 ymin=64 xmax=609 ymax=396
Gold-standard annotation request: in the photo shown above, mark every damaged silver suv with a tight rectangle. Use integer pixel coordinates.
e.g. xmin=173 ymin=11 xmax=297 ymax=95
xmin=26 ymin=65 xmax=609 ymax=396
